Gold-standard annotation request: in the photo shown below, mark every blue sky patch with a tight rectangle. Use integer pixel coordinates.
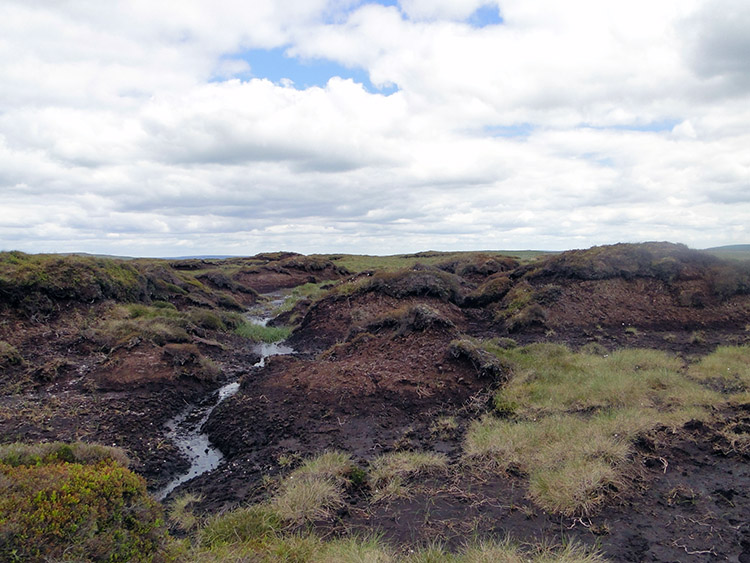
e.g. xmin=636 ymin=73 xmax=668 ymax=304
xmin=584 ymin=119 xmax=681 ymax=133
xmin=468 ymin=4 xmax=504 ymax=28
xmin=216 ymin=48 xmax=398 ymax=94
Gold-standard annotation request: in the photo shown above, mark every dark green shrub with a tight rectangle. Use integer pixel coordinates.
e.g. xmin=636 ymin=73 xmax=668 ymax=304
xmin=0 ymin=448 xmax=169 ymax=562
xmin=0 ymin=442 xmax=128 ymax=468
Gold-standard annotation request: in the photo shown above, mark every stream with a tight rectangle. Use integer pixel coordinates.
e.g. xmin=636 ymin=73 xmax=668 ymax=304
xmin=155 ymin=294 xmax=293 ymax=500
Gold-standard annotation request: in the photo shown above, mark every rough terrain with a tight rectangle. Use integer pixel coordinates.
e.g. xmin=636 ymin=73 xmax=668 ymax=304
xmin=1 ymin=243 xmax=749 ymax=561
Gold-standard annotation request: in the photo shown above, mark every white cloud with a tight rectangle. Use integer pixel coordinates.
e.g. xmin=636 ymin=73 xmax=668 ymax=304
xmin=0 ymin=0 xmax=749 ymax=256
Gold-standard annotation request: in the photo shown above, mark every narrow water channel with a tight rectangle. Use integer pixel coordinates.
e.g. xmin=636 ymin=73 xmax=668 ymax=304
xmin=155 ymin=294 xmax=293 ymax=500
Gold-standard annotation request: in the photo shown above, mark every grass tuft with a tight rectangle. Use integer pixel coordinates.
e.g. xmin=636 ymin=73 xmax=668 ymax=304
xmin=270 ymin=451 xmax=356 ymax=524
xmin=235 ymin=322 xmax=292 ymax=343
xmin=369 ymin=451 xmax=449 ymax=502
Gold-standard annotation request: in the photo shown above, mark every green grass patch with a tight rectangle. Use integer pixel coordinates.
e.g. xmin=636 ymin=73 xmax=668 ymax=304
xmin=688 ymin=344 xmax=750 ymax=400
xmin=235 ymin=322 xmax=292 ymax=343
xmin=465 ymin=343 xmax=722 ymax=516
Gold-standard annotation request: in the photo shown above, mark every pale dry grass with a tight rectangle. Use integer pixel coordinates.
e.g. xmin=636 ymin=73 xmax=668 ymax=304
xmin=369 ymin=451 xmax=448 ymax=503
xmin=465 ymin=343 xmax=723 ymax=515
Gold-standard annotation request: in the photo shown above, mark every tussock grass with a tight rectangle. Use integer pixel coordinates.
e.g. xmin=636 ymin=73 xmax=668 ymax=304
xmin=369 ymin=451 xmax=449 ymax=502
xmin=169 ymin=492 xmax=203 ymax=533
xmin=493 ymin=344 xmax=717 ymax=418
xmin=199 ymin=505 xmax=282 ymax=547
xmin=270 ymin=451 xmax=356 ymax=524
xmin=313 ymin=535 xmax=396 ymax=562
xmin=272 ymin=477 xmax=344 ymax=523
xmin=186 ymin=532 xmax=607 ymax=562
xmin=465 ymin=343 xmax=723 ymax=516
xmin=459 ymin=539 xmax=525 ymax=563
xmin=288 ymin=450 xmax=355 ymax=484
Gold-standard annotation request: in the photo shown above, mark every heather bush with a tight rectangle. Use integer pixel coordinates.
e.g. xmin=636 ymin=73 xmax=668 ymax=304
xmin=0 ymin=444 xmax=171 ymax=562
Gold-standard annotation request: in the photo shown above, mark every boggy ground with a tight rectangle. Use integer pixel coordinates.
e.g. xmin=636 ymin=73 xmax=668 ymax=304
xmin=2 ymin=243 xmax=750 ymax=560
xmin=0 ymin=252 xmax=343 ymax=490
xmin=186 ymin=244 xmax=750 ymax=561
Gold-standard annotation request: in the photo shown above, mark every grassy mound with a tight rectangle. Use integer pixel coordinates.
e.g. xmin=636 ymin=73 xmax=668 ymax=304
xmin=357 ymin=266 xmax=464 ymax=304
xmin=524 ymin=242 xmax=750 ymax=299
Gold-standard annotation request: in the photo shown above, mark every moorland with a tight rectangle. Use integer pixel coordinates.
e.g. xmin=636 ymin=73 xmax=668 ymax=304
xmin=0 ymin=242 xmax=749 ymax=562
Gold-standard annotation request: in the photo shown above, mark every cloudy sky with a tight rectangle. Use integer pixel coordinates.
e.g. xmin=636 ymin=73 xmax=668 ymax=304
xmin=1 ymin=0 xmax=749 ymax=256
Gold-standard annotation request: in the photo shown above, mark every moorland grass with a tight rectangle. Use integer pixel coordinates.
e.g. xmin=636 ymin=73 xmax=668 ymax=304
xmin=269 ymin=451 xmax=357 ymax=524
xmin=234 ymin=322 xmax=292 ymax=343
xmin=688 ymin=344 xmax=750 ymax=401
xmin=465 ymin=343 xmax=723 ymax=515
xmin=369 ymin=451 xmax=449 ymax=502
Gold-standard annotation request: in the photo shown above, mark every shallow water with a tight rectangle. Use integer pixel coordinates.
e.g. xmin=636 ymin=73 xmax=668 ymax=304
xmin=155 ymin=297 xmax=293 ymax=500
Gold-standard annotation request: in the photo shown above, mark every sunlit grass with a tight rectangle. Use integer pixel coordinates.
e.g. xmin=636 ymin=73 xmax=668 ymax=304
xmin=465 ymin=343 xmax=723 ymax=515
xmin=234 ymin=322 xmax=292 ymax=343
xmin=688 ymin=344 xmax=750 ymax=401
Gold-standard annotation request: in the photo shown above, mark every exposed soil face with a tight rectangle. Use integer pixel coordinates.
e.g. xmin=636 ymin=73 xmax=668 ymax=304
xmin=1 ymin=244 xmax=749 ymax=560
xmin=331 ymin=407 xmax=750 ymax=562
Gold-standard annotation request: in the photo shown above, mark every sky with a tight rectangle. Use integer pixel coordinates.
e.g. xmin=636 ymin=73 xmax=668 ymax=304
xmin=1 ymin=0 xmax=749 ymax=257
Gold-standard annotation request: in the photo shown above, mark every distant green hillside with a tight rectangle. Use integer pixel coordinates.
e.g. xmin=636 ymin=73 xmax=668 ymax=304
xmin=703 ymin=244 xmax=750 ymax=261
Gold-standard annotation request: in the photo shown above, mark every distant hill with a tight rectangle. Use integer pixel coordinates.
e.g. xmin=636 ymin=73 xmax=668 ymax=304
xmin=705 ymin=244 xmax=750 ymax=252
xmin=703 ymin=244 xmax=750 ymax=261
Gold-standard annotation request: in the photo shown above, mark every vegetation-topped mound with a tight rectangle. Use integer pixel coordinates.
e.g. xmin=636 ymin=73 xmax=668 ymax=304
xmin=357 ymin=265 xmax=464 ymax=304
xmin=525 ymin=242 xmax=749 ymax=290
xmin=0 ymin=251 xmax=147 ymax=309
